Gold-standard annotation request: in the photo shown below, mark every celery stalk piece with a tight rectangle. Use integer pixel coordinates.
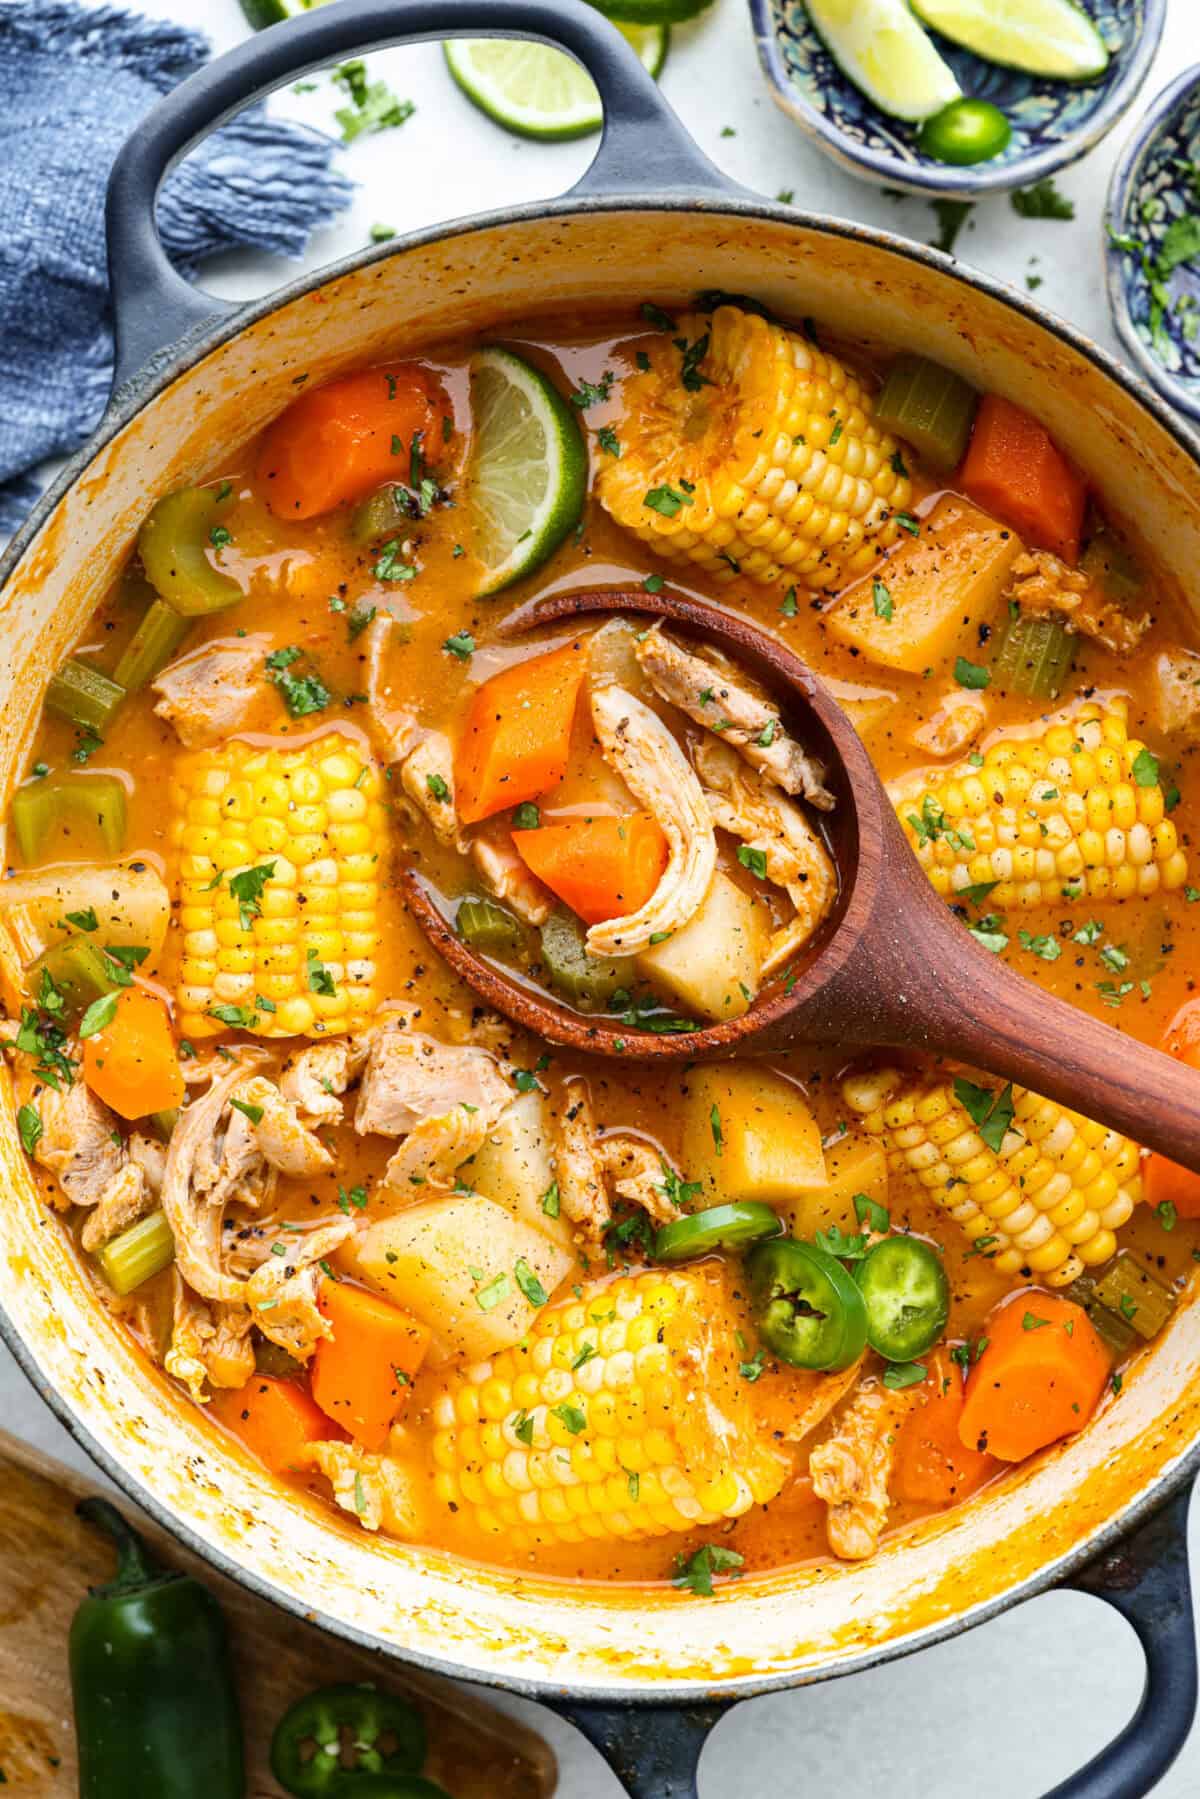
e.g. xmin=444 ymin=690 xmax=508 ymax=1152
xmin=151 ymin=1108 xmax=180 ymax=1140
xmin=1093 ymin=1251 xmax=1176 ymax=1342
xmin=31 ymin=939 xmax=121 ymax=1015
xmin=455 ymin=895 xmax=527 ymax=957
xmin=113 ymin=599 xmax=191 ymax=691
xmin=44 ymin=661 xmax=126 ymax=733
xmin=138 ymin=487 xmax=243 ymax=616
xmin=11 ymin=783 xmax=58 ymax=865
xmin=96 ymin=1210 xmax=175 ymax=1296
xmin=351 ymin=484 xmax=415 ymax=545
xmin=874 ymin=354 xmax=978 ymax=471
xmin=539 ymin=910 xmax=636 ymax=1012
xmin=9 ymin=775 xmax=127 ymax=864
xmin=991 ymin=608 xmax=1075 ymax=699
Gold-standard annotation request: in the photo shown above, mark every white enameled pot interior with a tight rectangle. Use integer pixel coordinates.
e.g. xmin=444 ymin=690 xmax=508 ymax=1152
xmin=3 ymin=209 xmax=1200 ymax=1692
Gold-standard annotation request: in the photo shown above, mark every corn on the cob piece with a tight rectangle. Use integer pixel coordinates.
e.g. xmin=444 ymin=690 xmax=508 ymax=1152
xmin=171 ymin=733 xmax=386 ymax=1039
xmin=891 ymin=698 xmax=1187 ymax=908
xmin=842 ymin=1067 xmax=1141 ymax=1287
xmin=596 ymin=306 xmax=912 ymax=593
xmin=430 ymin=1266 xmax=787 ymax=1548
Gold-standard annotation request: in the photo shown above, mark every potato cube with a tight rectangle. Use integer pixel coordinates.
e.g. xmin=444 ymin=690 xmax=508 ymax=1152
xmin=824 ymin=496 xmax=1023 ymax=675
xmin=463 ymin=1090 xmax=574 ymax=1254
xmin=682 ymin=1065 xmax=826 ymax=1207
xmin=637 ymin=872 xmax=769 ymax=1022
xmin=350 ymin=1195 xmax=574 ymax=1361
xmin=777 ymin=1132 xmax=888 ymax=1240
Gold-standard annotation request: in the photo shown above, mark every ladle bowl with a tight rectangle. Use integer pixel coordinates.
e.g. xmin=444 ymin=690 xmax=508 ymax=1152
xmin=401 ymin=584 xmax=1200 ymax=1174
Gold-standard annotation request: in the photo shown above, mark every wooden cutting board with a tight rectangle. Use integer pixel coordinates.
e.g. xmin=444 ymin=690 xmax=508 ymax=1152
xmin=0 ymin=1429 xmax=556 ymax=1797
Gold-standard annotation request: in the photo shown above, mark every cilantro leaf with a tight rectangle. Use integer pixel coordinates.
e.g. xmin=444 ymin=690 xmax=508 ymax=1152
xmin=953 ymin=1077 xmax=1015 ymax=1153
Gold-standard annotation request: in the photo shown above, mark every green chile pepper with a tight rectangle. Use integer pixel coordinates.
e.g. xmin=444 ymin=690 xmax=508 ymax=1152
xmin=654 ymin=1201 xmax=781 ymax=1263
xmin=70 ymin=1497 xmax=244 ymax=1799
xmin=855 ymin=1235 xmax=949 ymax=1362
xmin=271 ymin=1683 xmax=426 ymax=1796
xmin=745 ymin=1237 xmax=868 ymax=1370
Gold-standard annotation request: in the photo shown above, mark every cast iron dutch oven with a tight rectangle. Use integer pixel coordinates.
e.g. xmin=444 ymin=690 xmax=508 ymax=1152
xmin=1 ymin=4 xmax=1198 ymax=1794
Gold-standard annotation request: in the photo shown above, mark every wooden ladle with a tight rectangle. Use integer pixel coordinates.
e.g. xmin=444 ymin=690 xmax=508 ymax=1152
xmin=402 ymin=586 xmax=1200 ymax=1174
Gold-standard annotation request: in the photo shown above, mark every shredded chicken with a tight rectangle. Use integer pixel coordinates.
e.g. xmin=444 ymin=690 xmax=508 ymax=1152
xmin=232 ymin=1074 xmax=333 ymax=1178
xmin=165 ymin=1273 xmax=254 ymax=1401
xmin=587 ymin=683 xmax=717 ymax=956
xmin=636 ymin=626 xmax=835 ymax=809
xmin=161 ymin=1052 xmax=274 ymax=1305
xmin=279 ymin=1037 xmax=371 ymax=1126
xmin=12 ymin=1061 xmax=123 ymax=1209
xmin=772 ymin=1361 xmax=865 ymax=1444
xmin=1155 ymin=648 xmax=1200 ymax=745
xmin=79 ymin=1162 xmax=154 ymax=1253
xmin=695 ymin=737 xmax=836 ymax=975
xmin=363 ymin=612 xmax=423 ymax=764
xmin=1006 ymin=550 xmax=1150 ymax=654
xmin=353 ymin=1025 xmax=513 ymax=1200
xmin=600 ymin=1135 xmax=683 ymax=1228
xmin=552 ymin=1077 xmax=684 ymax=1253
xmin=128 ymin=1132 xmax=166 ymax=1194
xmin=152 ymin=635 xmax=272 ymax=748
xmin=468 ymin=831 xmax=554 ymax=926
xmin=241 ymin=1217 xmax=357 ymax=1360
xmin=355 ymin=1025 xmax=512 ymax=1138
xmin=400 ymin=732 xmax=463 ymax=848
xmin=302 ymin=1439 xmax=422 ymax=1536
xmin=810 ymin=1381 xmax=918 ymax=1560
xmin=910 ymin=690 xmax=988 ymax=759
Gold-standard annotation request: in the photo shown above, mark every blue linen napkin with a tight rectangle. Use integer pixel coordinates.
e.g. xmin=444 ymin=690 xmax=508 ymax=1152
xmin=0 ymin=0 xmax=355 ymax=536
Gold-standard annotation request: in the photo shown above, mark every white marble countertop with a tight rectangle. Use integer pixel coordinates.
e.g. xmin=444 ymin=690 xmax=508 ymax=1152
xmin=6 ymin=1 xmax=1200 ymax=1791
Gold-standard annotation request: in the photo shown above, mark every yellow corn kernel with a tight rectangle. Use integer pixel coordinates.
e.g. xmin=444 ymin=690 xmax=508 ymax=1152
xmin=596 ymin=305 xmax=911 ymax=594
xmin=843 ymin=1068 xmax=1142 ymax=1287
xmin=891 ymin=700 xmax=1186 ymax=908
xmin=428 ymin=1269 xmax=788 ymax=1549
xmin=172 ymin=732 xmax=386 ymax=1038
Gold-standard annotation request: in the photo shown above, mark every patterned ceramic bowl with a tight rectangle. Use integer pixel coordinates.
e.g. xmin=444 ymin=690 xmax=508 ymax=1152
xmin=1106 ymin=63 xmax=1200 ymax=422
xmin=750 ymin=0 xmax=1165 ymax=198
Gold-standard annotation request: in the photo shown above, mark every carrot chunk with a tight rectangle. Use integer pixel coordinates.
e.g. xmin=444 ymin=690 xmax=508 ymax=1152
xmin=81 ymin=987 xmax=184 ymax=1120
xmin=959 ymin=394 xmax=1087 ymax=562
xmin=1139 ymin=1023 xmax=1200 ymax=1215
xmin=255 ymin=363 xmax=449 ymax=520
xmin=311 ymin=1279 xmax=431 ymax=1452
xmin=454 ymin=643 xmax=587 ymax=825
xmin=958 ymin=1292 xmax=1109 ymax=1464
xmin=893 ymin=1348 xmax=999 ymax=1506
xmin=513 ymin=813 xmax=669 ymax=925
xmin=210 ymin=1375 xmax=333 ymax=1476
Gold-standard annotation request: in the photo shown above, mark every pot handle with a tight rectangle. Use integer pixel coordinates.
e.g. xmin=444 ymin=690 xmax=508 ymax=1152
xmin=545 ymin=1482 xmax=1197 ymax=1799
xmin=1046 ymin=1480 xmax=1197 ymax=1798
xmin=104 ymin=0 xmax=735 ymax=392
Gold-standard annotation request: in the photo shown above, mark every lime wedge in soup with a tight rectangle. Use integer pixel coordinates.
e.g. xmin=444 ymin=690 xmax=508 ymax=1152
xmin=909 ymin=0 xmax=1109 ymax=80
xmin=805 ymin=0 xmax=961 ymax=123
xmin=466 ymin=348 xmax=588 ymax=596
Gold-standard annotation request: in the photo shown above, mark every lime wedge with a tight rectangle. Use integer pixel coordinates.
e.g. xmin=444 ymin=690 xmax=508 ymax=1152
xmin=445 ymin=25 xmax=667 ymax=140
xmin=804 ymin=0 xmax=961 ymax=122
xmin=591 ymin=0 xmax=711 ymax=20
xmin=909 ymin=0 xmax=1108 ymax=79
xmin=239 ymin=0 xmax=329 ymax=26
xmin=467 ymin=349 xmax=588 ymax=596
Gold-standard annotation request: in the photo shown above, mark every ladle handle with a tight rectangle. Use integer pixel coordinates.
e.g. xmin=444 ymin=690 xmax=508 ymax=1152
xmin=867 ymin=914 xmax=1200 ymax=1177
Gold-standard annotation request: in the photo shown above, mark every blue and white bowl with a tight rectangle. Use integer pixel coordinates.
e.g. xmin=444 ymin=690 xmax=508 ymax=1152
xmin=1106 ymin=63 xmax=1200 ymax=422
xmin=750 ymin=0 xmax=1166 ymax=198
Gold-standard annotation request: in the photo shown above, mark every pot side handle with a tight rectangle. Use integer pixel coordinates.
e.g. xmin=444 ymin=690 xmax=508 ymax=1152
xmin=1047 ymin=1480 xmax=1197 ymax=1799
xmin=547 ymin=1695 xmax=726 ymax=1798
xmin=546 ymin=1482 xmax=1197 ymax=1799
xmin=104 ymin=0 xmax=736 ymax=393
